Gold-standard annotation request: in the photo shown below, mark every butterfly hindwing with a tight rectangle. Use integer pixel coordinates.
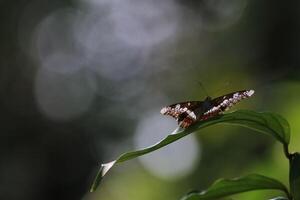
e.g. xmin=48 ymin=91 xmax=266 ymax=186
xmin=160 ymin=101 xmax=203 ymax=123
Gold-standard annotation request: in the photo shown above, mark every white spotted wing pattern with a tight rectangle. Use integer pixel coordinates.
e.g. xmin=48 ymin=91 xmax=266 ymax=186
xmin=160 ymin=90 xmax=255 ymax=128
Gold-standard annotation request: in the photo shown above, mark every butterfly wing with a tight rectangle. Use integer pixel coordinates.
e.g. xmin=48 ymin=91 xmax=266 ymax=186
xmin=160 ymin=101 xmax=203 ymax=125
xmin=200 ymin=89 xmax=255 ymax=120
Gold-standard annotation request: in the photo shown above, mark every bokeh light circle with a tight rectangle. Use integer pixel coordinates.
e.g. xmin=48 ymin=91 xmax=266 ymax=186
xmin=134 ymin=111 xmax=200 ymax=180
xmin=35 ymin=68 xmax=95 ymax=121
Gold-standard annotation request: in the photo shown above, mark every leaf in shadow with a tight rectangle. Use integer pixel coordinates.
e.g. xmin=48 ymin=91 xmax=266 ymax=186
xmin=180 ymin=174 xmax=289 ymax=200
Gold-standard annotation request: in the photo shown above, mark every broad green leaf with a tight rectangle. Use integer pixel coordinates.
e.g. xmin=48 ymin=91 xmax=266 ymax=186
xmin=90 ymin=110 xmax=290 ymax=192
xmin=180 ymin=174 xmax=289 ymax=200
xmin=269 ymin=197 xmax=289 ymax=200
xmin=217 ymin=110 xmax=290 ymax=145
xmin=290 ymin=153 xmax=300 ymax=200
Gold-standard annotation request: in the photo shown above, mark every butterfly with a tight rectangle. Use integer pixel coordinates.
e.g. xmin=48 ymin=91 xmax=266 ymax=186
xmin=160 ymin=90 xmax=255 ymax=128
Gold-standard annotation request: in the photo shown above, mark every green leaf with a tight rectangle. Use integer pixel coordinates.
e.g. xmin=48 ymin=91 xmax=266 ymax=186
xmin=90 ymin=110 xmax=290 ymax=192
xmin=290 ymin=153 xmax=300 ymax=200
xmin=180 ymin=174 xmax=289 ymax=200
xmin=269 ymin=197 xmax=289 ymax=200
xmin=217 ymin=110 xmax=290 ymax=145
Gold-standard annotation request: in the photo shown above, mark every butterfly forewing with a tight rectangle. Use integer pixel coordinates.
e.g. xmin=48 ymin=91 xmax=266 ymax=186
xmin=210 ymin=90 xmax=254 ymax=112
xmin=161 ymin=89 xmax=255 ymax=128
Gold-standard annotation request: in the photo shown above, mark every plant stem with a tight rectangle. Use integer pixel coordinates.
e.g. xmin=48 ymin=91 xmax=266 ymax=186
xmin=283 ymin=143 xmax=291 ymax=160
xmin=286 ymin=189 xmax=293 ymax=200
xmin=283 ymin=143 xmax=293 ymax=200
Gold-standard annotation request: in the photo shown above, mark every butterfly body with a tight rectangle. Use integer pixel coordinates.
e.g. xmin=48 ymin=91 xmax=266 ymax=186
xmin=160 ymin=90 xmax=254 ymax=128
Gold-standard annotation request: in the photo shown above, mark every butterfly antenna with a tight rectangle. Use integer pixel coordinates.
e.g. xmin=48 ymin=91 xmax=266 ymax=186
xmin=213 ymin=81 xmax=231 ymax=96
xmin=197 ymin=81 xmax=210 ymax=97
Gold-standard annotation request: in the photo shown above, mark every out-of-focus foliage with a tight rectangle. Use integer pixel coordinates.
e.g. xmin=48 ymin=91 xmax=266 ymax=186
xmin=1 ymin=0 xmax=300 ymax=200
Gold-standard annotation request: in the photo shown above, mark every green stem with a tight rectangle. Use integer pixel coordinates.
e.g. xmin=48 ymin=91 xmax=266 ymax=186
xmin=284 ymin=143 xmax=292 ymax=160
xmin=283 ymin=143 xmax=293 ymax=200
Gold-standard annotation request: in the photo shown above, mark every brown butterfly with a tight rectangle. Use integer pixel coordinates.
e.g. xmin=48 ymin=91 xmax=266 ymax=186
xmin=160 ymin=90 xmax=254 ymax=128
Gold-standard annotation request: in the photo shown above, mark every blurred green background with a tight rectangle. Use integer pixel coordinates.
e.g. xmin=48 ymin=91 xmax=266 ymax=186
xmin=1 ymin=0 xmax=300 ymax=199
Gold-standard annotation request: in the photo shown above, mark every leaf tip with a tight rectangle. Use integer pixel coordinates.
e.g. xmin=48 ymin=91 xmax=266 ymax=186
xmin=89 ymin=161 xmax=116 ymax=192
